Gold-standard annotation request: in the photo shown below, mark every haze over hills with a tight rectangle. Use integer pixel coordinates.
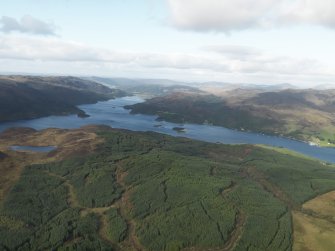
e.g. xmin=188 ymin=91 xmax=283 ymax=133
xmin=0 ymin=76 xmax=126 ymax=122
xmin=90 ymin=77 xmax=190 ymax=87
xmin=88 ymin=77 xmax=306 ymax=96
xmin=89 ymin=77 xmax=202 ymax=97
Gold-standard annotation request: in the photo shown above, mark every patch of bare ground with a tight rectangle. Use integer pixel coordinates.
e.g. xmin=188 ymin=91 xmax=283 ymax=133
xmin=293 ymin=190 xmax=335 ymax=251
xmin=302 ymin=191 xmax=335 ymax=222
xmin=292 ymin=210 xmax=335 ymax=251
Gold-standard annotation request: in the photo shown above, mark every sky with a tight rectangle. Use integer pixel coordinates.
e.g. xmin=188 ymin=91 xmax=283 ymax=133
xmin=1 ymin=0 xmax=335 ymax=86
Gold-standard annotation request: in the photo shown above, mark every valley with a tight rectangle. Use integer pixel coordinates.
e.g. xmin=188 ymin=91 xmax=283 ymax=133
xmin=1 ymin=77 xmax=335 ymax=251
xmin=2 ymin=0 xmax=335 ymax=250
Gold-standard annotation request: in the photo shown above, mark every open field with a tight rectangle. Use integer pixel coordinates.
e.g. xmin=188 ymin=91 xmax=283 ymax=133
xmin=293 ymin=212 xmax=335 ymax=251
xmin=293 ymin=191 xmax=335 ymax=251
xmin=1 ymin=126 xmax=335 ymax=250
xmin=303 ymin=191 xmax=335 ymax=220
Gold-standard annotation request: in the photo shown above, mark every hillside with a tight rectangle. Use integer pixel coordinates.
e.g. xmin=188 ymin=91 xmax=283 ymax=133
xmin=91 ymin=77 xmax=202 ymax=97
xmin=126 ymin=89 xmax=335 ymax=146
xmin=0 ymin=126 xmax=335 ymax=250
xmin=0 ymin=76 xmax=126 ymax=122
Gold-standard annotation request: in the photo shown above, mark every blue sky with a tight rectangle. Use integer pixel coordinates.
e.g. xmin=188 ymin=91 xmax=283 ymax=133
xmin=1 ymin=0 xmax=335 ymax=86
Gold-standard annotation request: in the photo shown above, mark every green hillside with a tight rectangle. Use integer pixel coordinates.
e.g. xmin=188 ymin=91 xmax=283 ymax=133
xmin=126 ymin=90 xmax=335 ymax=146
xmin=0 ymin=76 xmax=126 ymax=122
xmin=1 ymin=129 xmax=335 ymax=250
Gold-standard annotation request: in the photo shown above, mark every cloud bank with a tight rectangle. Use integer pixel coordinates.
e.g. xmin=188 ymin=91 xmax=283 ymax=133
xmin=0 ymin=36 xmax=329 ymax=77
xmin=0 ymin=15 xmax=56 ymax=35
xmin=167 ymin=0 xmax=335 ymax=32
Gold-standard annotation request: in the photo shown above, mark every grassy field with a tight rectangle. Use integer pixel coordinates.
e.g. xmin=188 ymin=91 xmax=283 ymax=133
xmin=293 ymin=212 xmax=335 ymax=251
xmin=1 ymin=127 xmax=335 ymax=250
xmin=303 ymin=191 xmax=335 ymax=220
xmin=292 ymin=191 xmax=335 ymax=251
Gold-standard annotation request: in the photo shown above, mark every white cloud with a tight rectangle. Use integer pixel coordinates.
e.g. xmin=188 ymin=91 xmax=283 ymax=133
xmin=0 ymin=15 xmax=56 ymax=35
xmin=203 ymin=45 xmax=263 ymax=60
xmin=0 ymin=35 xmax=225 ymax=70
xmin=0 ymin=35 xmax=333 ymax=84
xmin=167 ymin=0 xmax=335 ymax=32
xmin=283 ymin=0 xmax=335 ymax=27
xmin=0 ymin=36 xmax=132 ymax=62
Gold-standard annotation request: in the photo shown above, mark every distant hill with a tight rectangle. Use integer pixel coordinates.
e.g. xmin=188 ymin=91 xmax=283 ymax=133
xmin=90 ymin=77 xmax=191 ymax=87
xmin=126 ymin=92 xmax=279 ymax=133
xmin=126 ymin=89 xmax=335 ymax=146
xmin=0 ymin=76 xmax=126 ymax=122
xmin=197 ymin=82 xmax=298 ymax=96
xmin=89 ymin=77 xmax=202 ymax=97
xmin=92 ymin=77 xmax=298 ymax=96
xmin=242 ymin=89 xmax=335 ymax=111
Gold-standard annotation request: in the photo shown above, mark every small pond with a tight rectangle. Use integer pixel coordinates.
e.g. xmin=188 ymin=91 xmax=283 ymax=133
xmin=10 ymin=146 xmax=57 ymax=153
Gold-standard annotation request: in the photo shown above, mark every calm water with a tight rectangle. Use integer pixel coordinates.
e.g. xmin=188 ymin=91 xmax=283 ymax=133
xmin=10 ymin=145 xmax=56 ymax=153
xmin=1 ymin=96 xmax=335 ymax=163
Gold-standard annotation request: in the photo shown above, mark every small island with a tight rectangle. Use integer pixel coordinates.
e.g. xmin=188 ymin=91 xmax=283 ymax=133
xmin=173 ymin=127 xmax=186 ymax=133
xmin=77 ymin=111 xmax=90 ymax=118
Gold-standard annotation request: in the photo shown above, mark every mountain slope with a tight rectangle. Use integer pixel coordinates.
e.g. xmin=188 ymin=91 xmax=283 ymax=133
xmin=0 ymin=76 xmax=126 ymax=122
xmin=1 ymin=127 xmax=335 ymax=250
xmin=90 ymin=77 xmax=202 ymax=97
xmin=126 ymin=89 xmax=335 ymax=146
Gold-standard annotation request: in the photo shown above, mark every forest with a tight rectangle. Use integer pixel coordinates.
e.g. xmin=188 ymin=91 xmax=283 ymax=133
xmin=1 ymin=128 xmax=335 ymax=250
